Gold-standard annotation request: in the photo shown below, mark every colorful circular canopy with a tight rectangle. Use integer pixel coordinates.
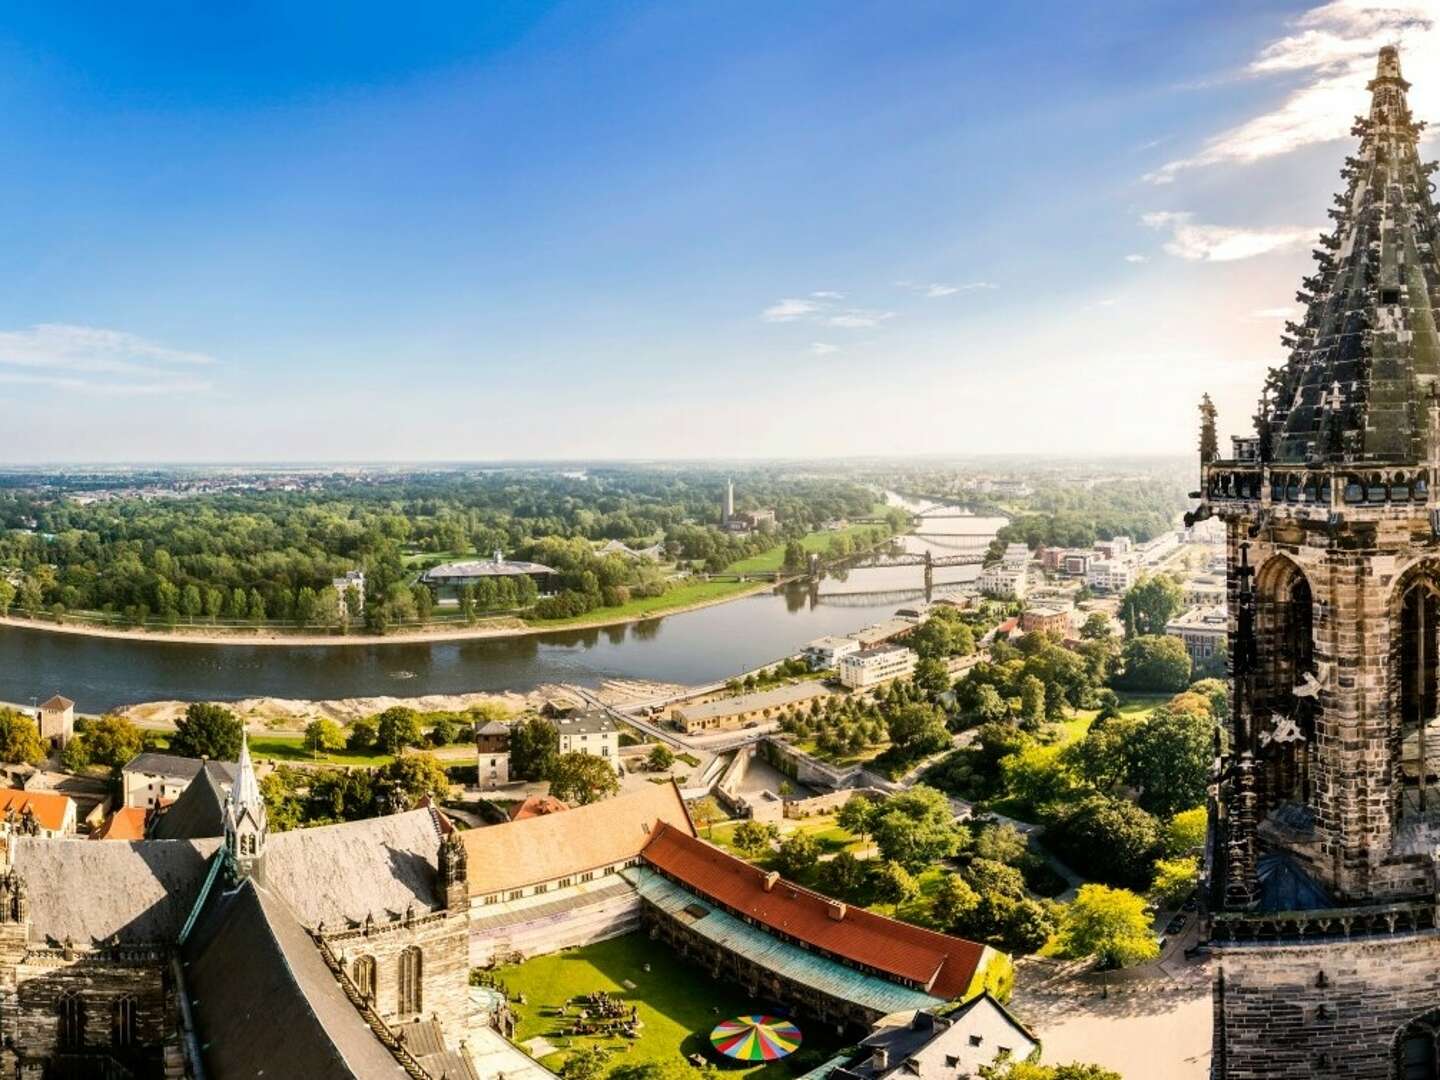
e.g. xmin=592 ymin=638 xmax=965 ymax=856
xmin=709 ymin=1015 xmax=803 ymax=1062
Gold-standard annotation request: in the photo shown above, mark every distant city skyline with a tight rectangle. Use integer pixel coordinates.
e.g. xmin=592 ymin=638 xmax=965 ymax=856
xmin=1 ymin=1 xmax=1435 ymax=461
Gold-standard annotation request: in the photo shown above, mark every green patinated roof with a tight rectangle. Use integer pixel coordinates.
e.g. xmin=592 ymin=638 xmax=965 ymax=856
xmin=1265 ymin=46 xmax=1440 ymax=465
xmin=624 ymin=866 xmax=945 ymax=1016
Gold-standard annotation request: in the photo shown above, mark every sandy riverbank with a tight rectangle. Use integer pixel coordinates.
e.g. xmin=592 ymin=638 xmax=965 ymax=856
xmin=0 ymin=581 xmax=775 ymax=649
xmin=111 ymin=676 xmax=693 ymax=730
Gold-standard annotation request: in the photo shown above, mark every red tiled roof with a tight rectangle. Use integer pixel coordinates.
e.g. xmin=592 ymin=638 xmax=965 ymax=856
xmin=510 ymin=795 xmax=569 ymax=821
xmin=92 ymin=806 xmax=147 ymax=841
xmin=640 ymin=823 xmax=986 ymax=998
xmin=0 ymin=788 xmax=74 ymax=833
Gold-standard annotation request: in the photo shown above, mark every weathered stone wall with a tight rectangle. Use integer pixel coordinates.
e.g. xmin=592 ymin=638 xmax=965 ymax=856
xmin=323 ymin=908 xmax=470 ymax=1027
xmin=13 ymin=948 xmax=169 ymax=1060
xmin=1214 ymin=930 xmax=1440 ymax=1079
xmin=469 ymin=883 xmax=641 ymax=966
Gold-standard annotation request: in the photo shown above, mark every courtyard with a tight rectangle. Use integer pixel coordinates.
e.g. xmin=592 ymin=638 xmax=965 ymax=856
xmin=492 ymin=933 xmax=846 ymax=1077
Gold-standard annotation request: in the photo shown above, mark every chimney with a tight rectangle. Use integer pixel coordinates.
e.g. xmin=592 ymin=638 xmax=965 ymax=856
xmin=870 ymin=1049 xmax=889 ymax=1071
xmin=828 ymin=900 xmax=847 ymax=921
xmin=763 ymin=871 xmax=780 ymax=892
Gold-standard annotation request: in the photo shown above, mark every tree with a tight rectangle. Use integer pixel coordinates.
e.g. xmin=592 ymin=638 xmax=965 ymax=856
xmin=375 ymin=707 xmax=424 ymax=754
xmin=59 ymin=735 xmax=91 ymax=772
xmin=885 ymin=702 xmax=951 ymax=758
xmin=973 ymin=822 xmax=1029 ymax=865
xmin=0 ymin=579 xmax=14 ymax=613
xmin=781 ymin=541 xmax=808 ymax=574
xmin=376 ymin=752 xmax=451 ymax=806
xmin=429 ymin=715 xmax=457 ymax=746
xmin=1049 ymin=796 xmax=1163 ymax=889
xmin=913 ymin=657 xmax=952 ymax=697
xmin=819 ymin=850 xmax=865 ymax=896
xmin=1079 ymin=612 xmax=1114 ymax=641
xmin=1069 ymin=711 xmax=1146 ymax=791
xmin=1019 ymin=675 xmax=1046 ymax=729
xmin=963 ymin=857 xmax=1027 ymax=900
xmin=979 ymin=1060 xmax=1121 ymax=1080
xmin=509 ymin=715 xmax=559 ymax=781
xmin=1165 ymin=807 xmax=1208 ymax=855
xmin=170 ymin=703 xmax=243 ymax=761
xmin=84 ymin=714 xmax=145 ymax=770
xmin=870 ymin=860 xmax=919 ymax=906
xmin=646 ymin=744 xmax=675 ymax=772
xmin=559 ymin=1044 xmax=610 ymax=1080
xmin=0 ymin=709 xmax=44 ymax=767
xmin=775 ymin=830 xmax=821 ymax=878
xmin=872 ymin=785 xmax=963 ymax=870
xmin=731 ymin=819 xmax=779 ymax=858
xmin=1002 ymin=897 xmax=1058 ymax=954
xmin=972 ymin=685 xmax=1010 ymax=725
xmin=1127 ymin=705 xmax=1212 ymax=817
xmin=1115 ymin=635 xmax=1192 ymax=693
xmin=690 ymin=796 xmax=724 ymax=838
xmin=1151 ymin=856 xmax=1199 ymax=907
xmin=1118 ymin=575 xmax=1184 ymax=637
xmin=931 ymin=873 xmax=980 ymax=930
xmin=548 ymin=752 xmax=619 ymax=805
xmin=346 ymin=718 xmax=377 ymax=752
xmin=836 ymin=794 xmax=876 ymax=852
xmin=610 ymin=1060 xmax=722 ymax=1080
xmin=1058 ymin=884 xmax=1160 ymax=969
xmin=304 ymin=718 xmax=345 ymax=756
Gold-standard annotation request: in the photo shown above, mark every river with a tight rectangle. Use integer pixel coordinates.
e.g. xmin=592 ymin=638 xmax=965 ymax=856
xmin=0 ymin=498 xmax=1002 ymax=711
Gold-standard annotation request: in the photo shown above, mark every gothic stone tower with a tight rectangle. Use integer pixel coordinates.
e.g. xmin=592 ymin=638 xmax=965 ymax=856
xmin=1198 ymin=46 xmax=1440 ymax=1080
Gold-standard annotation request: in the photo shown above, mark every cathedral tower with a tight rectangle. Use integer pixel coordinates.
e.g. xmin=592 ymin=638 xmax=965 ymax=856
xmin=224 ymin=732 xmax=267 ymax=884
xmin=1198 ymin=46 xmax=1440 ymax=1079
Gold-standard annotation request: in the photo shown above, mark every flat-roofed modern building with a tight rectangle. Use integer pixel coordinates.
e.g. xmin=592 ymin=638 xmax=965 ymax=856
xmin=839 ymin=645 xmax=918 ymax=690
xmin=1165 ymin=605 xmax=1227 ymax=664
xmin=803 ymin=635 xmax=862 ymax=670
xmin=420 ymin=549 xmax=555 ymax=597
xmin=672 ymin=681 xmax=833 ymax=734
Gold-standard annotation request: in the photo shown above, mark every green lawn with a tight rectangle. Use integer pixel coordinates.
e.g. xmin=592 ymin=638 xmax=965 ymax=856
xmin=708 ymin=814 xmax=867 ymax=861
xmin=726 ymin=521 xmax=892 ymax=574
xmin=790 ymin=737 xmax=890 ymax=769
xmin=493 ymin=934 xmax=841 ymax=1078
xmin=245 ymin=735 xmax=395 ymax=767
xmin=523 ymin=579 xmax=760 ymax=628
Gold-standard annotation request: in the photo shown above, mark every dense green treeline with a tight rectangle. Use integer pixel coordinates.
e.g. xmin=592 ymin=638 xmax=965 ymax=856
xmin=0 ymin=469 xmax=881 ymax=630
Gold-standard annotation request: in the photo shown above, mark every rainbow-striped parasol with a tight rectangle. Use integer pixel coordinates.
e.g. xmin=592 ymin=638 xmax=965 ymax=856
xmin=709 ymin=1015 xmax=803 ymax=1062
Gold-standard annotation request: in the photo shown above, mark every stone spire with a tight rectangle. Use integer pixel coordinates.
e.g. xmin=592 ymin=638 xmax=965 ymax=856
xmin=224 ymin=731 xmax=267 ymax=882
xmin=1260 ymin=45 xmax=1440 ymax=465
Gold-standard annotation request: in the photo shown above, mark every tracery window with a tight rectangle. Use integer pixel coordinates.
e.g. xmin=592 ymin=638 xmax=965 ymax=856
xmin=112 ymin=995 xmax=138 ymax=1048
xmin=1256 ymin=558 xmax=1315 ymax=811
xmin=58 ymin=990 xmax=85 ymax=1049
xmin=1397 ymin=1013 xmax=1440 ymax=1079
xmin=398 ymin=946 xmax=423 ymax=1016
xmin=1399 ymin=580 xmax=1440 ymax=820
xmin=353 ymin=955 xmax=377 ymax=1003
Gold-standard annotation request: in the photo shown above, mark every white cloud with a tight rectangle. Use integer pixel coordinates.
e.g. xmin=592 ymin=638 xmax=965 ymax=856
xmin=1124 ymin=254 xmax=1150 ymax=263
xmin=809 ymin=342 xmax=840 ymax=356
xmin=1141 ymin=211 xmax=1314 ymax=261
xmin=0 ymin=324 xmax=217 ymax=395
xmin=828 ymin=310 xmax=897 ymax=328
xmin=1251 ymin=306 xmax=1301 ymax=318
xmin=761 ymin=298 xmax=821 ymax=322
xmin=1147 ymin=1 xmax=1438 ymax=183
xmin=897 ymin=281 xmax=995 ymax=297
xmin=810 ymin=290 xmax=844 ymax=300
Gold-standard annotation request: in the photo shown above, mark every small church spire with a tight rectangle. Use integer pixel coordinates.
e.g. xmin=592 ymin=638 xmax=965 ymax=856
xmin=225 ymin=730 xmax=267 ymax=883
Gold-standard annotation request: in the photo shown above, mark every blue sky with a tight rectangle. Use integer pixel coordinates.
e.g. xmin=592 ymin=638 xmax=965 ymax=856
xmin=0 ymin=1 xmax=1434 ymax=461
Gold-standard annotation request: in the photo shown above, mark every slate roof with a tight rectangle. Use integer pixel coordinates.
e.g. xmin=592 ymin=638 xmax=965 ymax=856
xmin=39 ymin=695 xmax=74 ymax=711
xmin=641 ymin=824 xmax=987 ymax=998
xmin=149 ymin=762 xmax=230 ymax=840
xmin=1264 ymin=46 xmax=1440 ymax=464
xmin=462 ymin=782 xmax=693 ymax=896
xmin=265 ymin=808 xmax=444 ymax=927
xmin=122 ymin=752 xmax=238 ymax=785
xmin=183 ymin=878 xmax=410 ymax=1080
xmin=12 ymin=836 xmax=219 ymax=946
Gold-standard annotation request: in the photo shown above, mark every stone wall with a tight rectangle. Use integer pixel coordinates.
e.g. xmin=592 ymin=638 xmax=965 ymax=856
xmin=323 ymin=908 xmax=471 ymax=1028
xmin=1214 ymin=929 xmax=1440 ymax=1079
xmin=469 ymin=883 xmax=641 ymax=967
xmin=13 ymin=947 xmax=169 ymax=1065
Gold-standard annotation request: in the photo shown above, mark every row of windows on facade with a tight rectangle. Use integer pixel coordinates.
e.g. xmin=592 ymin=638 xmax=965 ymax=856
xmin=56 ymin=992 xmax=138 ymax=1050
xmin=351 ymin=945 xmax=424 ymax=1015
xmin=480 ymin=861 xmax=635 ymax=905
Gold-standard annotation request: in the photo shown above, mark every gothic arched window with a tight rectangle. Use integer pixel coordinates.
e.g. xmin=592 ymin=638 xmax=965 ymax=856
xmin=112 ymin=995 xmax=137 ymax=1048
xmin=1397 ymin=1013 xmax=1440 ymax=1078
xmin=1256 ymin=557 xmax=1315 ymax=812
xmin=1398 ymin=579 xmax=1440 ymax=820
xmin=398 ymin=946 xmax=423 ymax=1016
xmin=58 ymin=990 xmax=85 ymax=1049
xmin=353 ymin=955 xmax=377 ymax=1003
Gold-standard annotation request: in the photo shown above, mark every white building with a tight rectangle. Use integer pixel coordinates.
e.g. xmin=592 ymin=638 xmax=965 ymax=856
xmin=839 ymin=645 xmax=919 ymax=690
xmin=121 ymin=753 xmax=238 ymax=810
xmin=999 ymin=543 xmax=1031 ymax=570
xmin=803 ymin=635 xmax=862 ymax=670
xmin=1093 ymin=536 xmax=1133 ymax=561
xmin=978 ymin=564 xmax=1028 ymax=600
xmin=831 ymin=996 xmax=1039 ymax=1080
xmin=333 ymin=570 xmax=366 ymax=615
xmin=549 ymin=709 xmax=620 ymax=769
xmin=1166 ymin=605 xmax=1228 ymax=664
xmin=1086 ymin=559 xmax=1135 ymax=594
